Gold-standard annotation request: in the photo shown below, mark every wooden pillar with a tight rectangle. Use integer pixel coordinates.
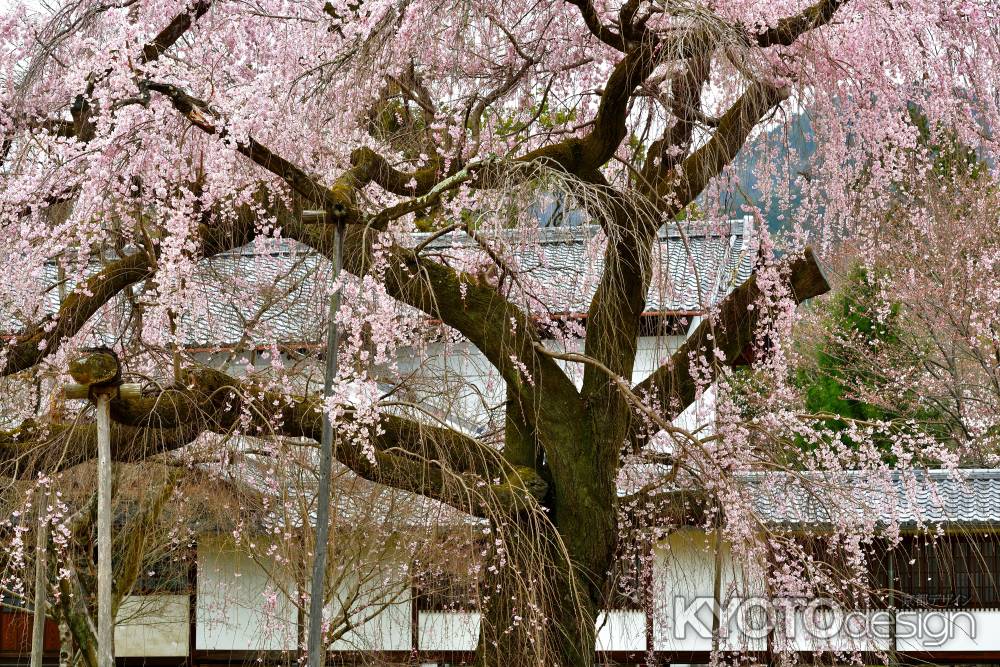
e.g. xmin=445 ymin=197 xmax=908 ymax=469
xmin=30 ymin=487 xmax=49 ymax=667
xmin=644 ymin=536 xmax=655 ymax=667
xmin=95 ymin=390 xmax=113 ymax=667
xmin=188 ymin=544 xmax=198 ymax=667
xmin=710 ymin=512 xmax=724 ymax=656
xmin=411 ymin=575 xmax=420 ymax=656
xmin=63 ymin=348 xmax=140 ymax=667
xmin=888 ymin=551 xmax=897 ymax=665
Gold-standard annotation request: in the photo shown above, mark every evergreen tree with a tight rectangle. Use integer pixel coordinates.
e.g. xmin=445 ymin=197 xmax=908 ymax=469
xmin=798 ymin=266 xmax=902 ymax=430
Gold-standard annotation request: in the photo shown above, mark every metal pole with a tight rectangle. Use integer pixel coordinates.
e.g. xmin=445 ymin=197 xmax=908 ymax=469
xmin=96 ymin=392 xmax=114 ymax=667
xmin=306 ymin=219 xmax=344 ymax=667
xmin=711 ymin=511 xmax=724 ymax=656
xmin=30 ymin=487 xmax=49 ymax=667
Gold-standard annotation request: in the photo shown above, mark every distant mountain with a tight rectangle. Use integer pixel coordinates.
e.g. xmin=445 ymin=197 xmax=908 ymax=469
xmin=533 ymin=112 xmax=817 ymax=233
xmin=718 ymin=112 xmax=816 ymax=234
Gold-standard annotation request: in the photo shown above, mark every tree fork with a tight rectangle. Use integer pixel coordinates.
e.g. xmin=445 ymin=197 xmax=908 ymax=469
xmin=630 ymin=248 xmax=830 ymax=433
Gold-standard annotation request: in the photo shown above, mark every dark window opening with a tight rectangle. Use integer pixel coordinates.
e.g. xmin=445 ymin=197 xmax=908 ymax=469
xmin=607 ymin=550 xmax=648 ymax=612
xmin=131 ymin=552 xmax=193 ymax=595
xmin=414 ymin=570 xmax=478 ymax=613
xmin=870 ymin=535 xmax=1000 ymax=609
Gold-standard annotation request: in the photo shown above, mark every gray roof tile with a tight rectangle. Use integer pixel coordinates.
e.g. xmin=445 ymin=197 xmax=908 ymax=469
xmin=3 ymin=219 xmax=754 ymax=349
xmin=411 ymin=220 xmax=753 ymax=316
xmin=740 ymin=469 xmax=1000 ymax=529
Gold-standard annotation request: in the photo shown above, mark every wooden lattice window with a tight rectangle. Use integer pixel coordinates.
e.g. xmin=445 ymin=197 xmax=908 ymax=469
xmin=0 ymin=610 xmax=60 ymax=653
xmin=871 ymin=535 xmax=1000 ymax=609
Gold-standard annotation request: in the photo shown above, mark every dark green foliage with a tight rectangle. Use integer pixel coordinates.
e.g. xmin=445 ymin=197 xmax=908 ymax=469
xmin=794 ymin=266 xmax=950 ymax=457
xmin=797 ymin=266 xmax=900 ymax=429
xmin=791 ymin=111 xmax=986 ymax=454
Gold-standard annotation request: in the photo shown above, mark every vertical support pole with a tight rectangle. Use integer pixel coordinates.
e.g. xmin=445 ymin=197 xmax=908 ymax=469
xmin=188 ymin=545 xmax=198 ymax=667
xmin=95 ymin=393 xmax=114 ymax=667
xmin=711 ymin=512 xmax=724 ymax=657
xmin=644 ymin=537 xmax=655 ymax=667
xmin=306 ymin=218 xmax=344 ymax=667
xmin=30 ymin=487 xmax=49 ymax=667
xmin=410 ymin=572 xmax=419 ymax=655
xmin=888 ymin=549 xmax=896 ymax=665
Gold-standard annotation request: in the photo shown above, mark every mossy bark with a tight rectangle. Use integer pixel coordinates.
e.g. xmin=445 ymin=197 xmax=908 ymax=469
xmin=475 ymin=515 xmax=603 ymax=667
xmin=480 ymin=390 xmax=617 ymax=667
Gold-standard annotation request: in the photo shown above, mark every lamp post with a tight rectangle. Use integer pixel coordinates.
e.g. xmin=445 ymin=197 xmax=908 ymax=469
xmin=304 ymin=210 xmax=345 ymax=667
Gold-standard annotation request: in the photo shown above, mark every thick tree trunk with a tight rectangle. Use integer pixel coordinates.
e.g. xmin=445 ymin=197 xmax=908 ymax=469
xmin=475 ymin=522 xmax=602 ymax=667
xmin=486 ymin=389 xmax=618 ymax=666
xmin=57 ymin=577 xmax=98 ymax=667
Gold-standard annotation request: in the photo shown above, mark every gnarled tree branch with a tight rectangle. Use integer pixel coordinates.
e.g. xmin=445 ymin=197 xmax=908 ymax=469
xmin=139 ymin=0 xmax=213 ymax=64
xmin=564 ymin=0 xmax=626 ymax=51
xmin=1 ymin=365 xmax=547 ymax=519
xmin=628 ymin=248 xmax=830 ymax=443
xmin=2 ymin=201 xmax=267 ymax=377
xmin=755 ymin=0 xmax=846 ymax=47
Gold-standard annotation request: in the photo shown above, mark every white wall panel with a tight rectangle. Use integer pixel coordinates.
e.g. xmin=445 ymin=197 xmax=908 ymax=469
xmin=196 ymin=538 xmax=297 ymax=651
xmin=327 ymin=585 xmax=411 ymax=652
xmin=596 ymin=611 xmax=645 ymax=651
xmin=115 ymin=595 xmax=188 ymax=657
xmin=419 ymin=611 xmax=479 ymax=651
xmin=897 ymin=610 xmax=999 ymax=652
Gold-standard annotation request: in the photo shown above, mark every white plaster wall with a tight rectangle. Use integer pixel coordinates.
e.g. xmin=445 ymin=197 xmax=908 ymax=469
xmin=651 ymin=531 xmax=1000 ymax=655
xmin=194 ymin=529 xmax=971 ymax=655
xmin=786 ymin=608 xmax=892 ymax=653
xmin=396 ymin=334 xmax=687 ymax=433
xmin=542 ymin=334 xmax=686 ymax=388
xmin=418 ymin=611 xmax=479 ymax=651
xmin=653 ymin=528 xmax=764 ymax=653
xmin=327 ymin=601 xmax=411 ymax=651
xmin=394 ymin=340 xmax=500 ymax=433
xmin=196 ymin=538 xmax=297 ymax=651
xmin=595 ymin=611 xmax=645 ymax=651
xmin=326 ymin=575 xmax=412 ymax=652
xmin=416 ymin=609 xmax=643 ymax=652
xmin=632 ymin=335 xmax=686 ymax=385
xmin=896 ymin=610 xmax=1000 ymax=652
xmin=115 ymin=595 xmax=188 ymax=657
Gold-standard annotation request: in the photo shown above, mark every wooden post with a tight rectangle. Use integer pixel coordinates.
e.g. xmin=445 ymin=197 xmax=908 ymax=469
xmin=306 ymin=212 xmax=344 ymax=667
xmin=95 ymin=390 xmax=113 ymax=667
xmin=63 ymin=348 xmax=138 ymax=667
xmin=643 ymin=537 xmax=654 ymax=667
xmin=30 ymin=487 xmax=49 ymax=667
xmin=888 ymin=553 xmax=897 ymax=665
